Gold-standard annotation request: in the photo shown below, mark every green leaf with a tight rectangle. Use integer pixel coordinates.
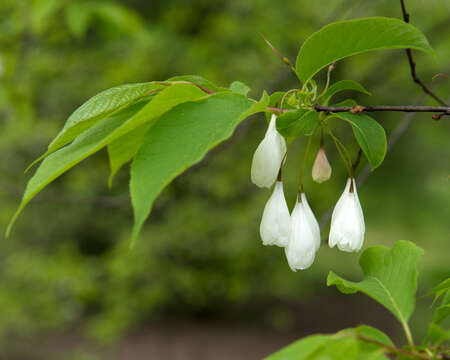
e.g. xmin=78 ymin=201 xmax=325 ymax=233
xmin=7 ymin=103 xmax=144 ymax=237
xmin=323 ymin=80 xmax=371 ymax=105
xmin=424 ymin=278 xmax=450 ymax=306
xmin=265 ymin=334 xmax=334 ymax=360
xmin=276 ymin=109 xmax=320 ymax=138
xmin=107 ymin=123 xmax=151 ymax=187
xmin=296 ymin=17 xmax=433 ymax=83
xmin=265 ymin=326 xmax=392 ymax=360
xmin=434 ymin=291 xmax=450 ymax=325
xmin=129 ymin=93 xmax=256 ymax=246
xmin=332 ymin=112 xmax=387 ymax=169
xmin=427 ymin=323 xmax=450 ymax=347
xmin=229 ymin=81 xmax=251 ymax=96
xmin=167 ymin=75 xmax=227 ymax=92
xmin=7 ymin=83 xmax=207 ymax=236
xmin=327 ymin=241 xmax=424 ymax=326
xmin=339 ymin=326 xmax=393 ymax=360
xmin=28 ymin=82 xmax=162 ymax=170
xmin=265 ymin=91 xmax=287 ymax=121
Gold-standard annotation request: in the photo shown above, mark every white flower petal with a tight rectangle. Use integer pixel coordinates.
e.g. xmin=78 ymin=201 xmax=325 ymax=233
xmin=260 ymin=181 xmax=290 ymax=247
xmin=329 ymin=178 xmax=365 ymax=252
xmin=300 ymin=193 xmax=321 ymax=252
xmin=329 ymin=178 xmax=351 ymax=248
xmin=285 ymin=195 xmax=318 ymax=271
xmin=251 ymin=115 xmax=286 ymax=188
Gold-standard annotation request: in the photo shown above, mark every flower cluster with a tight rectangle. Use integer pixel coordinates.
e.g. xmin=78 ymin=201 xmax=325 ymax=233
xmin=251 ymin=115 xmax=365 ymax=271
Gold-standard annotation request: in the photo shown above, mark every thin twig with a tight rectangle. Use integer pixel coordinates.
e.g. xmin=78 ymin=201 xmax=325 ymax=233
xmin=267 ymin=105 xmax=450 ymax=117
xmin=314 ymin=104 xmax=450 ymax=114
xmin=257 ymin=31 xmax=298 ymax=77
xmin=399 ymin=0 xmax=448 ymax=106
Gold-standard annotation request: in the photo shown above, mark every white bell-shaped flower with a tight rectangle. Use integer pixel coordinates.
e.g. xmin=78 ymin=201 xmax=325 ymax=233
xmin=259 ymin=181 xmax=290 ymax=247
xmin=285 ymin=193 xmax=321 ymax=271
xmin=251 ymin=114 xmax=287 ymax=188
xmin=329 ymin=178 xmax=365 ymax=252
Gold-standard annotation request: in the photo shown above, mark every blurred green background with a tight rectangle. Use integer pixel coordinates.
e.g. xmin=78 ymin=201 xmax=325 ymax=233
xmin=1 ymin=0 xmax=449 ymax=359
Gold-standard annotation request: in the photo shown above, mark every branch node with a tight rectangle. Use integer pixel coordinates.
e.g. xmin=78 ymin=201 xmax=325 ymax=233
xmin=350 ymin=105 xmax=365 ymax=114
xmin=432 ymin=114 xmax=442 ymax=121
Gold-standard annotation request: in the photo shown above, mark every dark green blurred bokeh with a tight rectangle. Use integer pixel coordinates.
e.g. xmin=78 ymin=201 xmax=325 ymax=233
xmin=1 ymin=0 xmax=449 ymax=358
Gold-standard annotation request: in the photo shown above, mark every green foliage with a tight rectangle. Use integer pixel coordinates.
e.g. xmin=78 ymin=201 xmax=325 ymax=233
xmin=268 ymin=242 xmax=450 ymax=358
xmin=425 ymin=278 xmax=450 ymax=306
xmin=2 ymin=1 xmax=449 ymax=356
xmin=45 ymin=82 xmax=162 ymax=156
xmin=130 ymin=92 xmax=254 ymax=245
xmin=332 ymin=112 xmax=387 ymax=169
xmin=7 ymin=83 xmax=209 ymax=236
xmin=276 ymin=109 xmax=319 ymax=138
xmin=296 ymin=17 xmax=433 ymax=83
xmin=266 ymin=325 xmax=393 ymax=360
xmin=229 ymin=81 xmax=251 ymax=96
xmin=107 ymin=124 xmax=151 ymax=187
xmin=327 ymin=241 xmax=423 ymax=326
xmin=322 ymin=80 xmax=371 ymax=105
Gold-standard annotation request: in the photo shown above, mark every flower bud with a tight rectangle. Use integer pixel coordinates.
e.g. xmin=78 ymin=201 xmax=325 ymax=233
xmin=285 ymin=193 xmax=320 ymax=271
xmin=259 ymin=181 xmax=290 ymax=247
xmin=312 ymin=146 xmax=332 ymax=183
xmin=329 ymin=178 xmax=365 ymax=252
xmin=251 ymin=114 xmax=287 ymax=188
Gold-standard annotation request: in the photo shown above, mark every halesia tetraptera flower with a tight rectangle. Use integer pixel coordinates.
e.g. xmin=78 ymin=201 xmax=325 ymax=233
xmin=251 ymin=114 xmax=287 ymax=188
xmin=312 ymin=146 xmax=332 ymax=183
xmin=259 ymin=181 xmax=290 ymax=247
xmin=285 ymin=193 xmax=321 ymax=271
xmin=329 ymin=178 xmax=365 ymax=252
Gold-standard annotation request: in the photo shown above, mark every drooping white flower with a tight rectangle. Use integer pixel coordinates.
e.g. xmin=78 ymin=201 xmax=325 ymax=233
xmin=329 ymin=178 xmax=365 ymax=252
xmin=312 ymin=146 xmax=332 ymax=183
xmin=251 ymin=114 xmax=287 ymax=188
xmin=285 ymin=193 xmax=320 ymax=271
xmin=259 ymin=181 xmax=290 ymax=247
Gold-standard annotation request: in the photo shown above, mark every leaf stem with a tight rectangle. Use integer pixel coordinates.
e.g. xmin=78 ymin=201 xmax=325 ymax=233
xmin=402 ymin=321 xmax=415 ymax=349
xmin=316 ymin=62 xmax=335 ymax=101
xmin=298 ymin=128 xmax=317 ymax=194
xmin=326 ymin=127 xmax=354 ymax=177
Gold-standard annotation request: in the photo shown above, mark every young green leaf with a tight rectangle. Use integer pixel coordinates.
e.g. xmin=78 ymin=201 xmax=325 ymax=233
xmin=276 ymin=109 xmax=320 ymax=138
xmin=327 ymin=241 xmax=423 ymax=328
xmin=6 ymin=103 xmax=146 ymax=237
xmin=107 ymin=123 xmax=151 ymax=187
xmin=433 ymin=291 xmax=450 ymax=325
xmin=130 ymin=93 xmax=258 ymax=246
xmin=427 ymin=323 xmax=450 ymax=347
xmin=332 ymin=112 xmax=387 ymax=169
xmin=265 ymin=326 xmax=392 ymax=360
xmin=7 ymin=83 xmax=207 ymax=236
xmin=40 ymin=82 xmax=162 ymax=161
xmin=167 ymin=74 xmax=227 ymax=92
xmin=265 ymin=334 xmax=333 ymax=360
xmin=265 ymin=91 xmax=291 ymax=121
xmin=296 ymin=17 xmax=433 ymax=83
xmin=424 ymin=278 xmax=450 ymax=306
xmin=322 ymin=80 xmax=371 ymax=105
xmin=229 ymin=81 xmax=251 ymax=96
xmin=338 ymin=326 xmax=393 ymax=360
